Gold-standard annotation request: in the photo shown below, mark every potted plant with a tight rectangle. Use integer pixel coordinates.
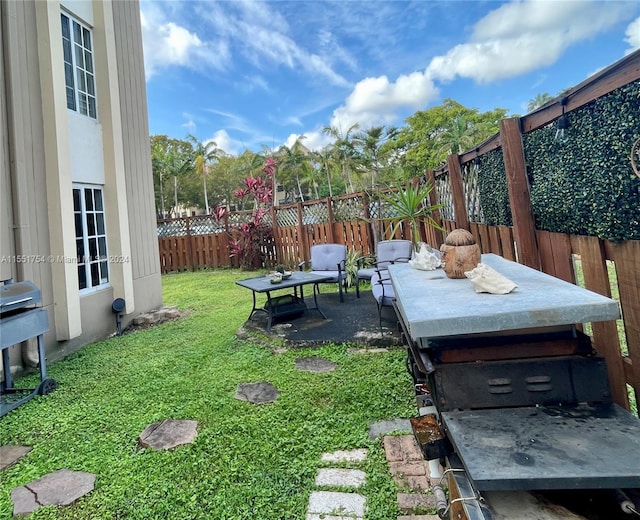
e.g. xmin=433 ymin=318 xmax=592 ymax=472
xmin=379 ymin=182 xmax=443 ymax=252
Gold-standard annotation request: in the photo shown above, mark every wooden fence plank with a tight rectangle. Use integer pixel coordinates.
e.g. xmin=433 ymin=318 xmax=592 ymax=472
xmin=498 ymin=226 xmax=515 ymax=261
xmin=607 ymin=240 xmax=640 ymax=403
xmin=575 ymin=235 xmax=628 ymax=408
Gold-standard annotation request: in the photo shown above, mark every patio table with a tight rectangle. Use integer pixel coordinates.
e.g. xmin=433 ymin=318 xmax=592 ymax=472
xmin=236 ymin=271 xmax=333 ymax=331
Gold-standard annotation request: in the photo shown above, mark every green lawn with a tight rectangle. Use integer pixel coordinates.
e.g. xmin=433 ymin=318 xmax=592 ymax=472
xmin=0 ymin=270 xmax=416 ymax=519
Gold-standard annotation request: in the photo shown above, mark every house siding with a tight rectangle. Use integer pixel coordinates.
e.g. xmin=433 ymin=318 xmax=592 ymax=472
xmin=0 ymin=0 xmax=161 ymax=374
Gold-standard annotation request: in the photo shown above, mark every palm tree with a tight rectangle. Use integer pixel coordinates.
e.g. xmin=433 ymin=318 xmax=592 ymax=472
xmin=379 ymin=182 xmax=443 ymax=252
xmin=436 ymin=116 xmax=476 ymax=158
xmin=527 ymin=92 xmax=553 ymax=112
xmin=188 ymin=135 xmax=220 ymax=214
xmin=353 ymin=125 xmax=399 ymax=190
xmin=322 ymin=123 xmax=360 ymax=194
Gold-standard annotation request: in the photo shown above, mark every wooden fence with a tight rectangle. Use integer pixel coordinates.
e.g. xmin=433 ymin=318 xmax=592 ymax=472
xmin=157 ymin=49 xmax=640 ymax=413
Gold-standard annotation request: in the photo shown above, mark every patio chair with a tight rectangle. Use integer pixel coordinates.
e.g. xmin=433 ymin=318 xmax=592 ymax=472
xmin=299 ymin=244 xmax=348 ymax=302
xmin=370 ymin=266 xmax=397 ymax=334
xmin=356 ymin=239 xmax=412 ymax=297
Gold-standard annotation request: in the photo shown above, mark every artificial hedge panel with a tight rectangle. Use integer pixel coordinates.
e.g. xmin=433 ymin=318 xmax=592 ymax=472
xmin=524 ymin=81 xmax=640 ymax=241
xmin=477 ymin=149 xmax=512 ymax=226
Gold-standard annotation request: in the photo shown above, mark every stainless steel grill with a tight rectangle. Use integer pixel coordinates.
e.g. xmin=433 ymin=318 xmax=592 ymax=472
xmin=1 ymin=279 xmax=56 ymax=417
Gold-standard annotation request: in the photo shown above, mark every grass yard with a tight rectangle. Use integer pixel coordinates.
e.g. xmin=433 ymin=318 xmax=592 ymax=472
xmin=0 ymin=270 xmax=416 ymax=519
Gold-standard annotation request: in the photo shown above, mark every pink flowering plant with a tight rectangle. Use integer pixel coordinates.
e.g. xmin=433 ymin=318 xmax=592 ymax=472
xmin=228 ymin=157 xmax=276 ymax=269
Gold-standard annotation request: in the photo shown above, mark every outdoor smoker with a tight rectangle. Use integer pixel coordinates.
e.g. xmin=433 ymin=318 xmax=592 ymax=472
xmin=1 ymin=279 xmax=56 ymax=418
xmin=389 ymin=255 xmax=640 ymax=520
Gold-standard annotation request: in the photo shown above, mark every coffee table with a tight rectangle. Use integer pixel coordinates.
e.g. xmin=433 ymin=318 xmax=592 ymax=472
xmin=236 ymin=271 xmax=333 ymax=331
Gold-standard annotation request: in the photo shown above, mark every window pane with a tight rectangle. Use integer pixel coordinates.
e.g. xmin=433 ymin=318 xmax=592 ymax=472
xmin=78 ymin=265 xmax=87 ymax=290
xmin=76 ymin=69 xmax=86 ymax=92
xmin=75 ymin=213 xmax=83 ymax=238
xmin=73 ymin=188 xmax=81 ymax=210
xmin=93 ymin=189 xmax=103 ymax=211
xmin=87 ymin=213 xmax=95 ymax=236
xmin=64 ymin=62 xmax=75 ymax=86
xmin=83 ymin=27 xmax=92 ymax=51
xmin=96 ymin=213 xmax=105 ymax=235
xmin=100 ymin=261 xmax=109 ymax=283
xmin=61 ymin=14 xmax=70 ymax=38
xmin=84 ymin=188 xmax=93 ymax=211
xmin=66 ymin=87 xmax=76 ymax=111
xmin=90 ymin=263 xmax=99 ymax=287
xmin=76 ymin=238 xmax=84 ymax=261
xmin=63 ymin=38 xmax=72 ymax=63
xmin=89 ymin=237 xmax=97 ymax=259
xmin=79 ymin=94 xmax=88 ymax=115
xmin=73 ymin=21 xmax=82 ymax=44
xmin=75 ymin=45 xmax=84 ymax=69
xmin=88 ymin=98 xmax=96 ymax=119
xmin=84 ymin=50 xmax=93 ymax=73
xmin=98 ymin=237 xmax=107 ymax=257
xmin=86 ymin=74 xmax=95 ymax=96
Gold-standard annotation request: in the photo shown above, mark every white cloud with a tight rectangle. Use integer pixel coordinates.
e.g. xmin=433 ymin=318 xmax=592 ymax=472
xmin=427 ymin=0 xmax=636 ymax=84
xmin=330 ymin=72 xmax=439 ymax=130
xmin=625 ymin=17 xmax=640 ymax=54
xmin=199 ymin=0 xmax=351 ymax=88
xmin=140 ymin=9 xmax=229 ymax=80
xmin=283 ymin=131 xmax=331 ymax=152
xmin=209 ymin=129 xmax=243 ymax=156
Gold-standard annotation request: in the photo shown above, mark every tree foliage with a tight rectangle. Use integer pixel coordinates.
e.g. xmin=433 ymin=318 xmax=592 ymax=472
xmin=393 ymin=99 xmax=509 ymax=174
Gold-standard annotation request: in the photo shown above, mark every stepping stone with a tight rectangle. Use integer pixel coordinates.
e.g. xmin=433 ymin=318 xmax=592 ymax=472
xmin=307 ymin=490 xmax=366 ymax=518
xmin=11 ymin=469 xmax=95 ymax=516
xmin=294 ymin=356 xmax=336 ymax=373
xmin=321 ymin=448 xmax=368 ymax=463
xmin=368 ymin=418 xmax=412 ymax=439
xmin=0 ymin=446 xmax=32 ymax=471
xmin=139 ymin=419 xmax=198 ymax=450
xmin=234 ymin=382 xmax=280 ymax=404
xmin=316 ymin=468 xmax=366 ymax=488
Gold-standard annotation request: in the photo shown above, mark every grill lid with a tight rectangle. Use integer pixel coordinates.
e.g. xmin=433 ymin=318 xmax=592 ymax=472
xmin=0 ymin=280 xmax=41 ymax=313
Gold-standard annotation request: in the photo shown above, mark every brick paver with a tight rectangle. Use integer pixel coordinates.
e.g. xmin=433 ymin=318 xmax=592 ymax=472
xmin=383 ymin=435 xmax=424 ymax=462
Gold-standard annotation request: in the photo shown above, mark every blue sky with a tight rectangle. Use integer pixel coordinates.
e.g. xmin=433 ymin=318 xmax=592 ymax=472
xmin=141 ymin=0 xmax=640 ymax=155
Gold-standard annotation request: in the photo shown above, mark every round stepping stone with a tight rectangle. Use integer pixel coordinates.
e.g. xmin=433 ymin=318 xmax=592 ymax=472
xmin=11 ymin=469 xmax=95 ymax=516
xmin=235 ymin=382 xmax=280 ymax=404
xmin=138 ymin=419 xmax=198 ymax=450
xmin=0 ymin=446 xmax=32 ymax=471
xmin=294 ymin=356 xmax=336 ymax=373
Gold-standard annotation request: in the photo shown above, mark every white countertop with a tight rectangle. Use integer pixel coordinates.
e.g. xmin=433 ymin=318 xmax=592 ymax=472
xmin=389 ymin=254 xmax=620 ymax=340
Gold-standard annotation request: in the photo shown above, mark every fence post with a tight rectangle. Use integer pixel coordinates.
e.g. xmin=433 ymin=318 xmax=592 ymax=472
xmin=296 ymin=202 xmax=308 ymax=264
xmin=500 ymin=117 xmax=540 ymax=270
xmin=447 ymin=154 xmax=469 ymax=232
xmin=326 ymin=197 xmax=335 ymax=243
xmin=271 ymin=205 xmax=281 ymax=265
xmin=185 ymin=216 xmax=194 ymax=271
xmin=425 ymin=169 xmax=444 ymax=246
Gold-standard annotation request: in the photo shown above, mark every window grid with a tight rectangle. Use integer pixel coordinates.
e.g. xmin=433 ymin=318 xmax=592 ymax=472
xmin=73 ymin=186 xmax=108 ymax=291
xmin=61 ymin=13 xmax=96 ymax=119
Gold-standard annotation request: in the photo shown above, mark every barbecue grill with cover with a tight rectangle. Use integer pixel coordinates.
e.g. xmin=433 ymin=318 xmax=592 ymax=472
xmin=0 ymin=279 xmax=56 ymax=417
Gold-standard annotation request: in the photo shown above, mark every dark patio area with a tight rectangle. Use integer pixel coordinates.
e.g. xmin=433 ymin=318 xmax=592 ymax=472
xmin=239 ymin=287 xmax=404 ymax=348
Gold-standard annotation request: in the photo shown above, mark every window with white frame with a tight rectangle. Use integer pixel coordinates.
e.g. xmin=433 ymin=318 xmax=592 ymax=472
xmin=73 ymin=186 xmax=109 ymax=291
xmin=61 ymin=13 xmax=97 ymax=119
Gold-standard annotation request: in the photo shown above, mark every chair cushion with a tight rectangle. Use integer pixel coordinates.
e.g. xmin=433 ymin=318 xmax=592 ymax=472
xmin=310 ymin=270 xmax=345 ymax=283
xmin=370 ymin=271 xmax=395 ymax=306
xmin=376 ymin=240 xmax=413 ymax=267
xmin=356 ymin=268 xmax=376 ymax=281
xmin=310 ymin=244 xmax=347 ymax=271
